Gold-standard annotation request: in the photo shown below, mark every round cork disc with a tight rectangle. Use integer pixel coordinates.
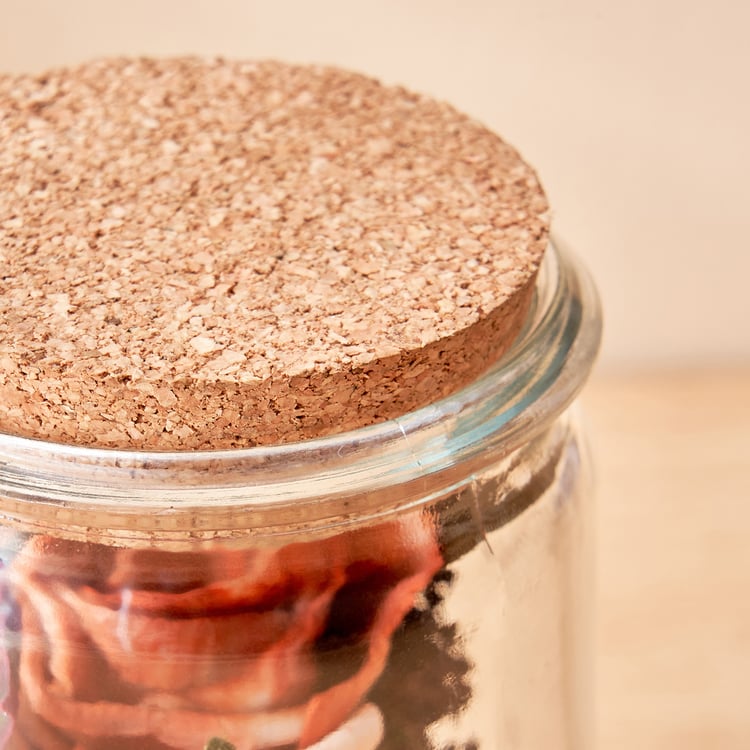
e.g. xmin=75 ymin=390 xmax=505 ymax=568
xmin=0 ymin=58 xmax=549 ymax=450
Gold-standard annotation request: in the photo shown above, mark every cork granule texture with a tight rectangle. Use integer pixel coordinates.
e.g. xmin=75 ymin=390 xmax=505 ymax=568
xmin=0 ymin=57 xmax=549 ymax=450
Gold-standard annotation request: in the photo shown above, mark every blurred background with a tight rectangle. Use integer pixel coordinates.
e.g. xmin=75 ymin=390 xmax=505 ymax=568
xmin=1 ymin=1 xmax=748 ymax=747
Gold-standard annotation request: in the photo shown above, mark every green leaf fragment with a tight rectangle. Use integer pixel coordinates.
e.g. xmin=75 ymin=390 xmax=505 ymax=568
xmin=204 ymin=739 xmax=236 ymax=750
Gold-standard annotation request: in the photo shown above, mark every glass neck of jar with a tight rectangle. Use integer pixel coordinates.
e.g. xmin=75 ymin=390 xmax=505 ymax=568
xmin=0 ymin=241 xmax=601 ymax=541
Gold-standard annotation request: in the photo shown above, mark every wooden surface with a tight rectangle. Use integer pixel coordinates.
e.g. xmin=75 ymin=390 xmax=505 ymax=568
xmin=583 ymin=370 xmax=750 ymax=749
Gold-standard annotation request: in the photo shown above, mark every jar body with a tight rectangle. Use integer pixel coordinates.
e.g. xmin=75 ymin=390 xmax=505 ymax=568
xmin=0 ymin=245 xmax=600 ymax=749
xmin=0 ymin=415 xmax=591 ymax=750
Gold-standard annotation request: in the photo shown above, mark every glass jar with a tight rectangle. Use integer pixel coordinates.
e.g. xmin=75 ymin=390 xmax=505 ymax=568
xmin=0 ymin=241 xmax=600 ymax=750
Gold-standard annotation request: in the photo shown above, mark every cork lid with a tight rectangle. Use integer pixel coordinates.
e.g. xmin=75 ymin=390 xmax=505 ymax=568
xmin=0 ymin=58 xmax=549 ymax=450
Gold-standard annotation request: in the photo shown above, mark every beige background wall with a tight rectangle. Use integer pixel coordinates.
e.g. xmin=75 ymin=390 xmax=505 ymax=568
xmin=2 ymin=0 xmax=748 ymax=371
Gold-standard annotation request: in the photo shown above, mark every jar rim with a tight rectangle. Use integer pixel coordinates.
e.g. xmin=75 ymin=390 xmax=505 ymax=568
xmin=0 ymin=240 xmax=601 ymax=538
